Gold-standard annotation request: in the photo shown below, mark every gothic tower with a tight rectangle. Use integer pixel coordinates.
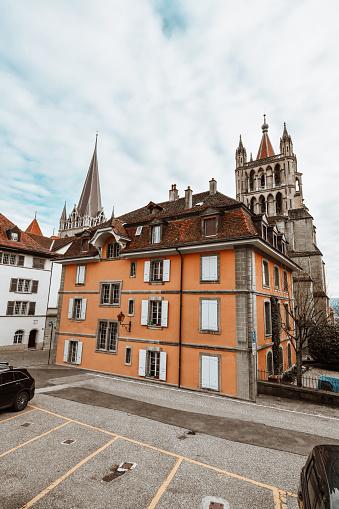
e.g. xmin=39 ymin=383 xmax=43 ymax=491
xmin=235 ymin=117 xmax=328 ymax=320
xmin=58 ymin=135 xmax=106 ymax=238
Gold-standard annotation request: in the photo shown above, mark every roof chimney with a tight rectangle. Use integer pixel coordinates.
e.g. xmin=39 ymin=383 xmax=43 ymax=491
xmin=209 ymin=178 xmax=217 ymax=195
xmin=185 ymin=186 xmax=193 ymax=209
xmin=169 ymin=184 xmax=179 ymax=202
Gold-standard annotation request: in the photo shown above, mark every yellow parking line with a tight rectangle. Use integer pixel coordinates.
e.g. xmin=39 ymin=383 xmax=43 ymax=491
xmin=19 ymin=437 xmax=119 ymax=509
xmin=29 ymin=404 xmax=297 ymax=501
xmin=147 ymin=457 xmax=183 ymax=508
xmin=0 ymin=421 xmax=71 ymax=458
xmin=0 ymin=408 xmax=36 ymax=423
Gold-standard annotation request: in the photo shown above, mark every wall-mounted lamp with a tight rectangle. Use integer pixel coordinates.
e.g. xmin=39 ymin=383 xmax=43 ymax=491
xmin=117 ymin=311 xmax=131 ymax=332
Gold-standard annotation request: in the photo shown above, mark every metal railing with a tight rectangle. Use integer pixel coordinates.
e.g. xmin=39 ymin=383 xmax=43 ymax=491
xmin=257 ymin=369 xmax=335 ymax=392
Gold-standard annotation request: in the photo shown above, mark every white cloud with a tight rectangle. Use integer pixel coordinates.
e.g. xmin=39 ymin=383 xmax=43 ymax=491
xmin=0 ymin=0 xmax=338 ymax=293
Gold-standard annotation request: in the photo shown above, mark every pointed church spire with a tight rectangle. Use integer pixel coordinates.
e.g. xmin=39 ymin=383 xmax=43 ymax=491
xmin=256 ymin=114 xmax=275 ymax=160
xmin=60 ymin=201 xmax=67 ymax=222
xmin=280 ymin=121 xmax=293 ymax=155
xmin=235 ymin=135 xmax=247 ymax=168
xmin=77 ymin=133 xmax=102 ymax=218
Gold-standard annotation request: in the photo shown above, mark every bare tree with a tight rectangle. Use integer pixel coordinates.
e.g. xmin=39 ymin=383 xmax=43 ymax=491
xmin=281 ymin=284 xmax=327 ymax=386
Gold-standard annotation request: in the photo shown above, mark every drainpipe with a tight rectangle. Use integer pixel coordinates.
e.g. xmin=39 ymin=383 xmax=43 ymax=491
xmin=175 ymin=248 xmax=183 ymax=388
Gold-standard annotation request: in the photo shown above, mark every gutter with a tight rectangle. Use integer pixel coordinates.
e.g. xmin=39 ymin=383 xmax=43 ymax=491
xmin=175 ymin=247 xmax=183 ymax=388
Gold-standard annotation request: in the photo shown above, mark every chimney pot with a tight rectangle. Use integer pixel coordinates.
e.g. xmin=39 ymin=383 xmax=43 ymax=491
xmin=185 ymin=186 xmax=193 ymax=209
xmin=169 ymin=184 xmax=179 ymax=202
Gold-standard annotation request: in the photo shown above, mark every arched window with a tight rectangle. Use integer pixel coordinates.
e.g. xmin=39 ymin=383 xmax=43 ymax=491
xmin=249 ymin=170 xmax=255 ymax=191
xmin=276 ymin=192 xmax=282 ymax=214
xmin=260 ymin=174 xmax=265 ymax=189
xmin=267 ymin=194 xmax=274 ymax=215
xmin=14 ymin=330 xmax=24 ymax=344
xmin=259 ymin=195 xmax=266 ymax=214
xmin=267 ymin=350 xmax=273 ymax=378
xmin=250 ymin=197 xmax=256 ymax=213
xmin=274 ymin=164 xmax=281 ymax=186
xmin=287 ymin=343 xmax=292 ymax=369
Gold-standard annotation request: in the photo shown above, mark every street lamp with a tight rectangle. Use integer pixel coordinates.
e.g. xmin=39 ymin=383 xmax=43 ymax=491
xmin=117 ymin=311 xmax=131 ymax=332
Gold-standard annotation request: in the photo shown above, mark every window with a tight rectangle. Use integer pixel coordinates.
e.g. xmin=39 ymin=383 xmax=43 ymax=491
xmin=260 ymin=174 xmax=265 ymax=189
xmin=144 ymin=259 xmax=170 ymax=283
xmin=274 ymin=266 xmax=280 ymax=290
xmin=68 ymin=298 xmax=87 ymax=320
xmin=204 ymin=217 xmax=217 ymax=237
xmin=141 ymin=299 xmax=168 ymax=328
xmin=200 ymin=298 xmax=220 ymax=334
xmin=33 ymin=257 xmax=45 ymax=269
xmin=3 ymin=253 xmax=9 ymax=264
xmin=107 ymin=242 xmax=120 ymax=258
xmin=75 ymin=265 xmax=86 ymax=285
xmin=130 ymin=261 xmax=136 ymax=278
xmin=287 ymin=343 xmax=292 ymax=369
xmin=135 ymin=226 xmax=143 ymax=236
xmin=151 ymin=225 xmax=161 ymax=244
xmin=10 ymin=254 xmax=16 ymax=265
xmin=201 ymin=354 xmax=220 ymax=391
xmin=272 ymin=233 xmax=278 ymax=249
xmin=11 ymin=232 xmax=19 ymax=241
xmin=138 ymin=349 xmax=167 ymax=380
xmin=262 ymin=223 xmax=268 ymax=241
xmin=283 ymin=271 xmax=288 ymax=292
xmin=6 ymin=301 xmax=35 ymax=315
xmin=125 ymin=346 xmax=132 ymax=365
xmin=81 ymin=239 xmax=89 ymax=252
xmin=63 ymin=340 xmax=83 ymax=365
xmin=200 ymin=254 xmax=219 ymax=283
xmin=99 ymin=281 xmax=121 ymax=306
xmin=262 ymin=260 xmax=270 ymax=287
xmin=13 ymin=330 xmax=24 ymax=344
xmin=9 ymin=279 xmax=38 ymax=293
xmin=267 ymin=350 xmax=274 ymax=377
xmin=264 ymin=301 xmax=272 ymax=336
xmin=284 ymin=303 xmax=290 ymax=330
xmin=96 ymin=320 xmax=118 ymax=353
xmin=127 ymin=299 xmax=135 ymax=316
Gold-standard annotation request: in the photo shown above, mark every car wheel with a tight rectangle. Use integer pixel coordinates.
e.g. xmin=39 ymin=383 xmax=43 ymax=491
xmin=12 ymin=392 xmax=29 ymax=411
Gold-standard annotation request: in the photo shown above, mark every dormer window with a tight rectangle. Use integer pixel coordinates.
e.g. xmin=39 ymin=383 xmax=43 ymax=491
xmin=151 ymin=225 xmax=161 ymax=244
xmin=262 ymin=224 xmax=268 ymax=241
xmin=281 ymin=241 xmax=286 ymax=254
xmin=81 ymin=239 xmax=89 ymax=252
xmin=11 ymin=232 xmax=19 ymax=241
xmin=107 ymin=242 xmax=120 ymax=258
xmin=272 ymin=233 xmax=278 ymax=249
xmin=204 ymin=217 xmax=217 ymax=237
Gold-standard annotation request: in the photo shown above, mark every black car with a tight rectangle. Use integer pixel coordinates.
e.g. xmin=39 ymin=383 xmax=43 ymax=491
xmin=0 ymin=362 xmax=35 ymax=411
xmin=298 ymin=445 xmax=339 ymax=508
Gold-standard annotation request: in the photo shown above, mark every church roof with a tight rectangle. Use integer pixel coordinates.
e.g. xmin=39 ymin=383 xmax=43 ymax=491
xmin=25 ymin=218 xmax=43 ymax=236
xmin=77 ymin=134 xmax=102 ymax=218
xmin=256 ymin=115 xmax=275 ymax=160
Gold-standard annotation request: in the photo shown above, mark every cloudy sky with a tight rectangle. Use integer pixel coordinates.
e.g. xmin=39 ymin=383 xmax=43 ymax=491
xmin=1 ymin=0 xmax=338 ymax=294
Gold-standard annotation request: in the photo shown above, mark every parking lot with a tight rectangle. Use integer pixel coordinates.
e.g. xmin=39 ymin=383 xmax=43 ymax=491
xmin=1 ymin=392 xmax=301 ymax=509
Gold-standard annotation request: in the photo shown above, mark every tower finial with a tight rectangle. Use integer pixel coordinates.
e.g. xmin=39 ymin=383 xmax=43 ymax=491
xmin=34 ymin=211 xmax=37 ymax=219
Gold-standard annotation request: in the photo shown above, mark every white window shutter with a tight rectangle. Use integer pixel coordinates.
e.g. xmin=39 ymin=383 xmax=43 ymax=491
xmin=161 ymin=300 xmax=168 ymax=327
xmin=201 ymin=355 xmax=209 ymax=388
xmin=76 ymin=342 xmax=83 ymax=365
xmin=144 ymin=261 xmax=150 ymax=282
xmin=79 ymin=266 xmax=85 ymax=284
xmin=159 ymin=352 xmax=167 ymax=381
xmin=163 ymin=260 xmax=170 ymax=281
xmin=68 ymin=299 xmax=73 ymax=319
xmin=138 ymin=349 xmax=146 ymax=376
xmin=80 ymin=299 xmax=87 ymax=320
xmin=63 ymin=340 xmax=69 ymax=362
xmin=209 ymin=356 xmax=219 ymax=390
xmin=210 ymin=256 xmax=218 ymax=280
xmin=201 ymin=257 xmax=209 ymax=281
xmin=141 ymin=300 xmax=148 ymax=325
xmin=201 ymin=300 xmax=209 ymax=330
xmin=209 ymin=300 xmax=218 ymax=331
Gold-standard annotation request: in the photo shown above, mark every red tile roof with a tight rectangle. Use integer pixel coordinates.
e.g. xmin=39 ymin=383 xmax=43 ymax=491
xmin=25 ymin=218 xmax=43 ymax=236
xmin=0 ymin=213 xmax=55 ymax=256
xmin=256 ymin=132 xmax=275 ymax=160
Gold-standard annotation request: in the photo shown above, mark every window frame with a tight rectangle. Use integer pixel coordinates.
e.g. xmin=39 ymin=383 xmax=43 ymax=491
xmin=151 ymin=225 xmax=161 ymax=244
xmin=141 ymin=298 xmax=168 ymax=328
xmin=273 ymin=265 xmax=280 ymax=290
xmin=262 ymin=259 xmax=270 ymax=288
xmin=264 ymin=300 xmax=272 ymax=337
xmin=200 ymin=254 xmax=220 ymax=284
xmin=75 ymin=265 xmax=86 ymax=285
xmin=106 ymin=242 xmax=120 ymax=259
xmin=283 ymin=270 xmax=289 ymax=293
xmin=130 ymin=261 xmax=136 ymax=278
xmin=95 ymin=319 xmax=119 ymax=354
xmin=127 ymin=298 xmax=135 ymax=317
xmin=33 ymin=257 xmax=45 ymax=269
xmin=125 ymin=346 xmax=132 ymax=366
xmin=199 ymin=298 xmax=220 ymax=334
xmin=99 ymin=281 xmax=122 ymax=307
xmin=203 ymin=216 xmax=217 ymax=237
xmin=13 ymin=330 xmax=24 ymax=344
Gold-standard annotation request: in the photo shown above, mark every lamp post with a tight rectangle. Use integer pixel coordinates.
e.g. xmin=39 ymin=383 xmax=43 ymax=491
xmin=117 ymin=312 xmax=131 ymax=332
xmin=48 ymin=321 xmax=54 ymax=365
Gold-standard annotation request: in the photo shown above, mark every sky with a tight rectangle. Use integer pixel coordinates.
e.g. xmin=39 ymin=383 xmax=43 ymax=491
xmin=0 ymin=0 xmax=338 ymax=295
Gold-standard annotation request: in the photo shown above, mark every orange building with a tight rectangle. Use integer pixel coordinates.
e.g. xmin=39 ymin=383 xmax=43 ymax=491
xmin=55 ymin=180 xmax=298 ymax=401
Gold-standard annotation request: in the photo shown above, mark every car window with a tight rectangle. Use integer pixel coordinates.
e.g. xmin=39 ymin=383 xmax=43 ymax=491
xmin=306 ymin=459 xmax=326 ymax=509
xmin=1 ymin=372 xmax=15 ymax=384
xmin=14 ymin=371 xmax=29 ymax=381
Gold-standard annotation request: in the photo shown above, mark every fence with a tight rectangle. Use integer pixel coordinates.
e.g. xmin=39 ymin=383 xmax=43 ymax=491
xmin=257 ymin=369 xmax=334 ymax=392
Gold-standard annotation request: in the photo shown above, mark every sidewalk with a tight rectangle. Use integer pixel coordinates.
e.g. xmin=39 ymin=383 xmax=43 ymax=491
xmin=0 ymin=349 xmax=50 ymax=367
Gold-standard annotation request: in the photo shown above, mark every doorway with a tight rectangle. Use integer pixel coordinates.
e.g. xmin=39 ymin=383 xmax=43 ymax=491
xmin=28 ymin=330 xmax=37 ymax=349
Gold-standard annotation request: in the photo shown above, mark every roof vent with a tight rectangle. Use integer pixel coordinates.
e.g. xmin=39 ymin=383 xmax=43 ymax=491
xmin=135 ymin=226 xmax=143 ymax=236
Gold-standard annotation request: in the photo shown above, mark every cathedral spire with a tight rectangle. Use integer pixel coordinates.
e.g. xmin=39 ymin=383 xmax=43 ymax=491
xmin=235 ymin=135 xmax=247 ymax=168
xmin=256 ymin=114 xmax=275 ymax=160
xmin=77 ymin=133 xmax=102 ymax=218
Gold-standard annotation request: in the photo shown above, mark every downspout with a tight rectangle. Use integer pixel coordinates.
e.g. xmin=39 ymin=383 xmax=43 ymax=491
xmin=175 ymin=248 xmax=183 ymax=388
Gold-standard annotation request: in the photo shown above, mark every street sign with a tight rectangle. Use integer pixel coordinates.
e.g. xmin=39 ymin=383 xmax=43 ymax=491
xmin=252 ymin=331 xmax=256 ymax=356
xmin=48 ymin=321 xmax=53 ymax=327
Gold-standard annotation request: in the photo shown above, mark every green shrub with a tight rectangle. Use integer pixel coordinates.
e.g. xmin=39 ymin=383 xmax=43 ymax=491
xmin=308 ymin=324 xmax=339 ymax=367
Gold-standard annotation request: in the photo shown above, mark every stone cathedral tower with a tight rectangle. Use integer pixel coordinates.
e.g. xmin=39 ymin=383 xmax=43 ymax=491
xmin=235 ymin=116 xmax=328 ymax=319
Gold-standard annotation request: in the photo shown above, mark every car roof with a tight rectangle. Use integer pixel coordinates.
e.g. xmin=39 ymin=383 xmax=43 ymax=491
xmin=314 ymin=445 xmax=339 ymax=506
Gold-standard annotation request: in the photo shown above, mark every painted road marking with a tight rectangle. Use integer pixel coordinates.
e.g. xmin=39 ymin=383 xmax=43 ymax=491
xmin=0 ymin=421 xmax=71 ymax=458
xmin=147 ymin=457 xmax=183 ymax=509
xmin=0 ymin=408 xmax=36 ymax=423
xmin=24 ymin=404 xmax=297 ymax=508
xmin=19 ymin=437 xmax=119 ymax=509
